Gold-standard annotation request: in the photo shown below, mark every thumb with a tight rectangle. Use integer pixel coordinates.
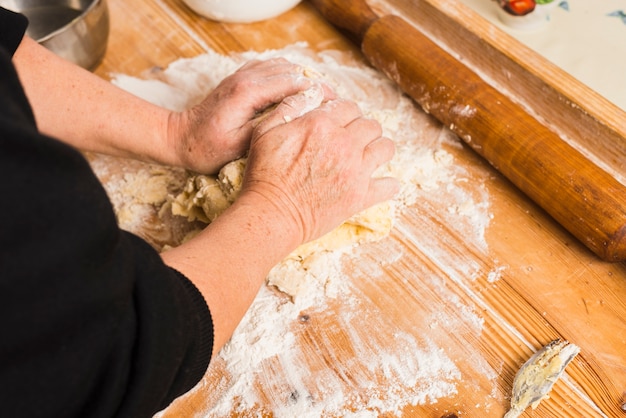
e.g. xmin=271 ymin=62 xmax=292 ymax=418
xmin=253 ymin=83 xmax=325 ymax=137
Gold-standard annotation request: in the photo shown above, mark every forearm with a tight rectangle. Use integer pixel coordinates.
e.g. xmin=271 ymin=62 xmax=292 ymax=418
xmin=12 ymin=36 xmax=178 ymax=166
xmin=161 ymin=193 xmax=301 ymax=358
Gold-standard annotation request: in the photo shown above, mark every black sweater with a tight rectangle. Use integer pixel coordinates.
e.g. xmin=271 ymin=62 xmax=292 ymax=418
xmin=0 ymin=8 xmax=213 ymax=417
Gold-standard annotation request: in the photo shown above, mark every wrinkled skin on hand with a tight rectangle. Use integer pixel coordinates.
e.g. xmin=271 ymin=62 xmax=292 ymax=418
xmin=170 ymin=58 xmax=334 ymax=174
xmin=242 ymin=88 xmax=400 ymax=246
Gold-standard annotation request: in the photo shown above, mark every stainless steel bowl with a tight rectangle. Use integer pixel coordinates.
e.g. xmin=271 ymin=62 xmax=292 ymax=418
xmin=0 ymin=0 xmax=109 ymax=70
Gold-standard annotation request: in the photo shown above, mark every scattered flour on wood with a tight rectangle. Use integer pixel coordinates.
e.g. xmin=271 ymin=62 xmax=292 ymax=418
xmin=104 ymin=44 xmax=499 ymax=417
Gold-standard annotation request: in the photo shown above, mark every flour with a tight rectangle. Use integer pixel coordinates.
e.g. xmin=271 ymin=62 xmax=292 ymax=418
xmin=88 ymin=154 xmax=193 ymax=249
xmin=487 ymin=265 xmax=507 ymax=283
xmin=103 ymin=44 xmax=497 ymax=416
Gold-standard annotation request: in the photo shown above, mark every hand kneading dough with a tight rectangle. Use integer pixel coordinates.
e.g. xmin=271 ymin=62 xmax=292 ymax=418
xmin=170 ymin=80 xmax=395 ymax=298
xmin=171 ymin=155 xmax=394 ymax=297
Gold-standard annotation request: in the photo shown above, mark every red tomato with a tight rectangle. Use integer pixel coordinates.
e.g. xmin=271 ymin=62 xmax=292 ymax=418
xmin=501 ymin=0 xmax=536 ymax=16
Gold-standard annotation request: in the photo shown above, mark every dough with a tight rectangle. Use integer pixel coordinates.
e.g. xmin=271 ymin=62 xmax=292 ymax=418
xmin=171 ymin=157 xmax=246 ymax=223
xmin=172 ymin=156 xmax=393 ymax=254
xmin=171 ymin=155 xmax=394 ymax=297
xmin=288 ymin=200 xmax=393 ymax=261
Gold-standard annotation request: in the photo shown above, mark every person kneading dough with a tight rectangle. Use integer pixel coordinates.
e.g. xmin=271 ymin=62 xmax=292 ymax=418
xmin=0 ymin=6 xmax=398 ymax=418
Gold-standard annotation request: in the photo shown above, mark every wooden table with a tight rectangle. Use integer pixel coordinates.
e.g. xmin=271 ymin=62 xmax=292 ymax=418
xmin=94 ymin=0 xmax=626 ymax=416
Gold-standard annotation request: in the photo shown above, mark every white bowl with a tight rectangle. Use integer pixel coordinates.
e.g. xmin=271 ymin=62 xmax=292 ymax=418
xmin=182 ymin=0 xmax=302 ymax=23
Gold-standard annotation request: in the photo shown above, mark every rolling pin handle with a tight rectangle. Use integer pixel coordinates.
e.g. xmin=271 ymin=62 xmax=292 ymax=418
xmin=308 ymin=0 xmax=379 ymax=43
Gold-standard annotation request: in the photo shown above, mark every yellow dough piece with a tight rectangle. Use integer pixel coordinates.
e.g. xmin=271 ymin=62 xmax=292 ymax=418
xmin=171 ymin=158 xmax=246 ymax=223
xmin=505 ymin=339 xmax=580 ymax=418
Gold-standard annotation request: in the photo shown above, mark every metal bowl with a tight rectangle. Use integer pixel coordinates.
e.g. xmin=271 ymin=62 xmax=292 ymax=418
xmin=0 ymin=0 xmax=109 ymax=70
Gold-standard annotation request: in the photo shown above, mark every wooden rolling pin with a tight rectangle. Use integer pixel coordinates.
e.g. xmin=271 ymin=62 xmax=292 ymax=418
xmin=309 ymin=0 xmax=626 ymax=262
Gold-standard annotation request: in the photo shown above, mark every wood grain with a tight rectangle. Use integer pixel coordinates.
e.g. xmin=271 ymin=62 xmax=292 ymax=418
xmin=90 ymin=0 xmax=626 ymax=416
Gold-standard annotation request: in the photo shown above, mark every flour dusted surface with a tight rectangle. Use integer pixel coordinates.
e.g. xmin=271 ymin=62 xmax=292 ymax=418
xmin=96 ymin=44 xmax=501 ymax=417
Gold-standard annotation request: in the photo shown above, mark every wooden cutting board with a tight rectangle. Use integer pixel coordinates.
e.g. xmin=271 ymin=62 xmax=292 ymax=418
xmin=93 ymin=0 xmax=626 ymax=416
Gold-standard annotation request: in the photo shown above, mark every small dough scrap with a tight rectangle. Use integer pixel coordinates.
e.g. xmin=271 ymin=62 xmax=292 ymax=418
xmin=218 ymin=157 xmax=246 ymax=201
xmin=505 ymin=339 xmax=580 ymax=418
xmin=266 ymin=258 xmax=310 ymax=298
xmin=171 ymin=158 xmax=246 ymax=223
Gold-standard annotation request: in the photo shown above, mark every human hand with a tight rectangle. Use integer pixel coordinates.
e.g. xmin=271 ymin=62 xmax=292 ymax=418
xmin=239 ymin=85 xmax=399 ymax=246
xmin=168 ymin=58 xmax=335 ymax=174
xmin=162 ymin=84 xmax=396 ymax=356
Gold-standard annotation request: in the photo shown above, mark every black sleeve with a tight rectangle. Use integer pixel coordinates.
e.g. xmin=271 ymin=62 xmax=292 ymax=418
xmin=0 ymin=7 xmax=214 ymax=418
xmin=0 ymin=7 xmax=28 ymax=55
